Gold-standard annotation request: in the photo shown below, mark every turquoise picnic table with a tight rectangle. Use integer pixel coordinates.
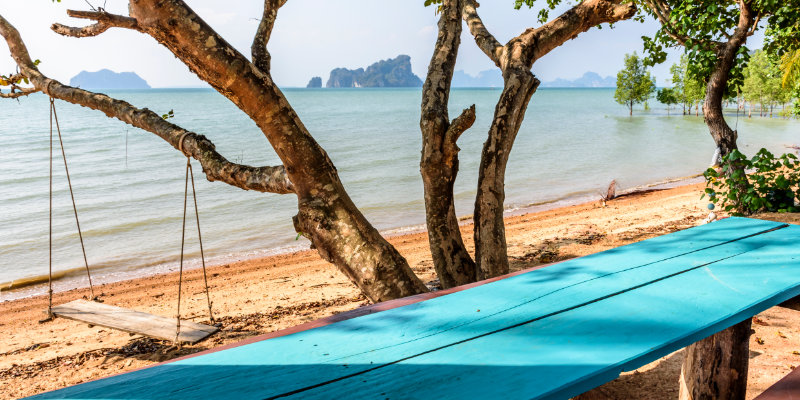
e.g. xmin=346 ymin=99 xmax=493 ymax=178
xmin=29 ymin=217 xmax=800 ymax=399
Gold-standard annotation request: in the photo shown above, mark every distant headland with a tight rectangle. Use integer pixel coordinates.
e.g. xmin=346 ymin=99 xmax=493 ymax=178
xmin=452 ymin=70 xmax=616 ymax=88
xmin=539 ymin=72 xmax=616 ymax=88
xmin=320 ymin=55 xmax=422 ymax=88
xmin=69 ymin=69 xmax=151 ymax=90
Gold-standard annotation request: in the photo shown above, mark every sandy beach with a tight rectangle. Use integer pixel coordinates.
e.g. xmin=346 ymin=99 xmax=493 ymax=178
xmin=2 ymin=181 xmax=800 ymax=399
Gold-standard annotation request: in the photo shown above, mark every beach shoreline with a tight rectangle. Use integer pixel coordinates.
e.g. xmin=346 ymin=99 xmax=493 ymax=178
xmin=0 ymin=173 xmax=706 ymax=303
xmin=2 ymin=181 xmax=800 ymax=399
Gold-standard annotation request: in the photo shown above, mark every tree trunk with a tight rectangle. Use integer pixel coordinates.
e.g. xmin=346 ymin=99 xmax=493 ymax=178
xmin=126 ymin=0 xmax=426 ymax=302
xmin=461 ymin=0 xmax=634 ymax=281
xmin=420 ymin=0 xmax=477 ymax=288
xmin=473 ymin=67 xmax=540 ymax=280
xmin=678 ymin=318 xmax=752 ymax=400
xmin=629 ymin=101 xmax=633 ymax=116
xmin=702 ymin=2 xmax=755 ymax=161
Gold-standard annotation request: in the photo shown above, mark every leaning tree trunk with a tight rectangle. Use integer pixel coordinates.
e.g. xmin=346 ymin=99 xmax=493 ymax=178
xmin=462 ymin=0 xmax=635 ymax=281
xmin=702 ymin=3 xmax=755 ymax=159
xmin=679 ymin=319 xmax=752 ymax=400
xmin=473 ymin=67 xmax=540 ymax=280
xmin=687 ymin=3 xmax=758 ymax=381
xmin=124 ymin=0 xmax=427 ymax=303
xmin=0 ymin=0 xmax=429 ymax=303
xmin=419 ymin=0 xmax=477 ymax=289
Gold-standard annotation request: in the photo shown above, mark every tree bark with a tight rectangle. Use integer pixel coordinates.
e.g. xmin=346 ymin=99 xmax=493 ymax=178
xmin=126 ymin=0 xmax=429 ymax=303
xmin=473 ymin=67 xmax=539 ymax=279
xmin=702 ymin=1 xmax=756 ymax=159
xmin=463 ymin=0 xmax=635 ymax=280
xmin=2 ymin=2 xmax=428 ymax=303
xmin=678 ymin=319 xmax=752 ymax=400
xmin=419 ymin=0 xmax=478 ymax=289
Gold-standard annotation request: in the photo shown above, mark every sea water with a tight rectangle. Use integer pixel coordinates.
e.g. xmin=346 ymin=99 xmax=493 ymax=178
xmin=0 ymin=87 xmax=797 ymax=301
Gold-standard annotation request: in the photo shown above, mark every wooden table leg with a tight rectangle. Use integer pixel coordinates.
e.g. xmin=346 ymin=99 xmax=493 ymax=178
xmin=679 ymin=318 xmax=753 ymax=400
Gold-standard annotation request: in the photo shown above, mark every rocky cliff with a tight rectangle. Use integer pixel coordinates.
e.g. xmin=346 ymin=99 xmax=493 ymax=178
xmin=325 ymin=55 xmax=422 ymax=88
xmin=306 ymin=76 xmax=322 ymax=88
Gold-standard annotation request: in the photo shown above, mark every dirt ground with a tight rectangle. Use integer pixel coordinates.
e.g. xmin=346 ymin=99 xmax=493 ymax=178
xmin=1 ymin=182 xmax=799 ymax=399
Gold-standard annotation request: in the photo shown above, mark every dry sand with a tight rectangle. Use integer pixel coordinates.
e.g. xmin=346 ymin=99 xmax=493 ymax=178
xmin=2 ymin=182 xmax=799 ymax=399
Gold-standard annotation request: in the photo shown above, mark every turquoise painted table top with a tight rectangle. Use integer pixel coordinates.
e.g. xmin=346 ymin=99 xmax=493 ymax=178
xmin=30 ymin=217 xmax=800 ymax=400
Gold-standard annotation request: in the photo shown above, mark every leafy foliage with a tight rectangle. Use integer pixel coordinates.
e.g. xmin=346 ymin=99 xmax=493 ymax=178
xmin=614 ymin=52 xmax=656 ymax=114
xmin=640 ymin=1 xmax=800 ymax=97
xmin=703 ymin=148 xmax=800 ymax=215
xmin=668 ymin=55 xmax=706 ymax=114
xmin=742 ymin=49 xmax=792 ymax=116
xmin=762 ymin=0 xmax=800 ymax=58
xmin=638 ymin=1 xmax=750 ymax=97
xmin=777 ymin=50 xmax=800 ymax=90
xmin=425 ymin=0 xmax=607 ymax=25
xmin=656 ymin=87 xmax=678 ymax=111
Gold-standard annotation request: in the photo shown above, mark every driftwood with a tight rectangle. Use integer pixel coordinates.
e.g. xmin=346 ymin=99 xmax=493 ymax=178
xmin=600 ymin=180 xmax=617 ymax=206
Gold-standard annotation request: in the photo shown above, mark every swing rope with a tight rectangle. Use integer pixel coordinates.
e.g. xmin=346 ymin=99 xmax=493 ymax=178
xmin=175 ymin=134 xmax=215 ymax=344
xmin=44 ymin=98 xmax=215 ymax=345
xmin=46 ymin=97 xmax=96 ymax=320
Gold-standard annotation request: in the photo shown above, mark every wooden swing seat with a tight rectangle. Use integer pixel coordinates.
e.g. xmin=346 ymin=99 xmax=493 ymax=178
xmin=50 ymin=300 xmax=218 ymax=343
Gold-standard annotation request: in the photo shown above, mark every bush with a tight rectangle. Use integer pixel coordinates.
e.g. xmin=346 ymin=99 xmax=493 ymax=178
xmin=703 ymin=148 xmax=800 ymax=215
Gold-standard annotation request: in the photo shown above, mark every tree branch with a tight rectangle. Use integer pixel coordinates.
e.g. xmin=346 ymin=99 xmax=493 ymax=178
xmin=642 ymin=0 xmax=688 ymax=46
xmin=51 ymin=9 xmax=139 ymax=38
xmin=0 ymin=13 xmax=293 ymax=194
xmin=462 ymin=0 xmax=505 ymax=69
xmin=517 ymin=0 xmax=636 ymax=65
xmin=746 ymin=15 xmax=760 ymax=37
xmin=251 ymin=0 xmax=287 ymax=72
xmin=421 ymin=0 xmax=466 ymax=153
xmin=642 ymin=0 xmax=723 ymax=50
xmin=443 ymin=104 xmax=475 ymax=165
xmin=0 ymin=87 xmax=38 ymax=98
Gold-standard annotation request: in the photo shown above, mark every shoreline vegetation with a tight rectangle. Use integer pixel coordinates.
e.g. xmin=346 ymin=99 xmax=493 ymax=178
xmin=2 ymin=180 xmax=799 ymax=399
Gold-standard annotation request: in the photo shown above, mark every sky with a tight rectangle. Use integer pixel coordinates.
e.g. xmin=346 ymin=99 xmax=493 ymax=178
xmin=0 ymin=1 xmax=764 ymax=88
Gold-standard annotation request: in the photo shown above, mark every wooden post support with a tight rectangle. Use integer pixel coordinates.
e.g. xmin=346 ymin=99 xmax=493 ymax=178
xmin=679 ymin=318 xmax=753 ymax=400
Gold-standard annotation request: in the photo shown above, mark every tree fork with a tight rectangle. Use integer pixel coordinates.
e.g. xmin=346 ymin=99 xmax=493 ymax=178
xmin=462 ymin=0 xmax=635 ymax=280
xmin=420 ymin=0 xmax=478 ymax=288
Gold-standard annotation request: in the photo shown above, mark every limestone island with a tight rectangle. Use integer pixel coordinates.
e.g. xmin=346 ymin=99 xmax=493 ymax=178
xmin=324 ymin=55 xmax=422 ymax=88
xmin=69 ymin=69 xmax=151 ymax=90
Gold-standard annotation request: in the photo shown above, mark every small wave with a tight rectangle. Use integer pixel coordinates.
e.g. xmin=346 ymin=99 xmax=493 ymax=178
xmin=0 ymin=266 xmax=87 ymax=292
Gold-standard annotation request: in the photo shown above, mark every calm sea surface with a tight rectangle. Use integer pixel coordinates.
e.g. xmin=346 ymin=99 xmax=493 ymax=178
xmin=1 ymin=88 xmax=797 ymax=301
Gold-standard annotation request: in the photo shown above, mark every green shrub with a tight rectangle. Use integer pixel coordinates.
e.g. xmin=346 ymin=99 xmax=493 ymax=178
xmin=703 ymin=148 xmax=800 ymax=215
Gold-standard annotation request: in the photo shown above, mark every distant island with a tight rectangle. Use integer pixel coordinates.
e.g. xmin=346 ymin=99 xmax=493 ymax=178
xmin=539 ymin=72 xmax=616 ymax=88
xmin=452 ymin=70 xmax=616 ymax=88
xmin=307 ymin=77 xmax=322 ymax=88
xmin=452 ymin=69 xmax=503 ymax=87
xmin=69 ymin=69 xmax=150 ymax=90
xmin=324 ymin=55 xmax=422 ymax=88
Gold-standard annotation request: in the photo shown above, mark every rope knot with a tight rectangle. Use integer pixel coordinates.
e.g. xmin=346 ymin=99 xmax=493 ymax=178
xmin=178 ymin=132 xmax=192 ymax=158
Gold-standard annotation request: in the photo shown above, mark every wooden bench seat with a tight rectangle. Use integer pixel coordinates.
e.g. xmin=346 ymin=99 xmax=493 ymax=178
xmin=27 ymin=217 xmax=800 ymax=399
